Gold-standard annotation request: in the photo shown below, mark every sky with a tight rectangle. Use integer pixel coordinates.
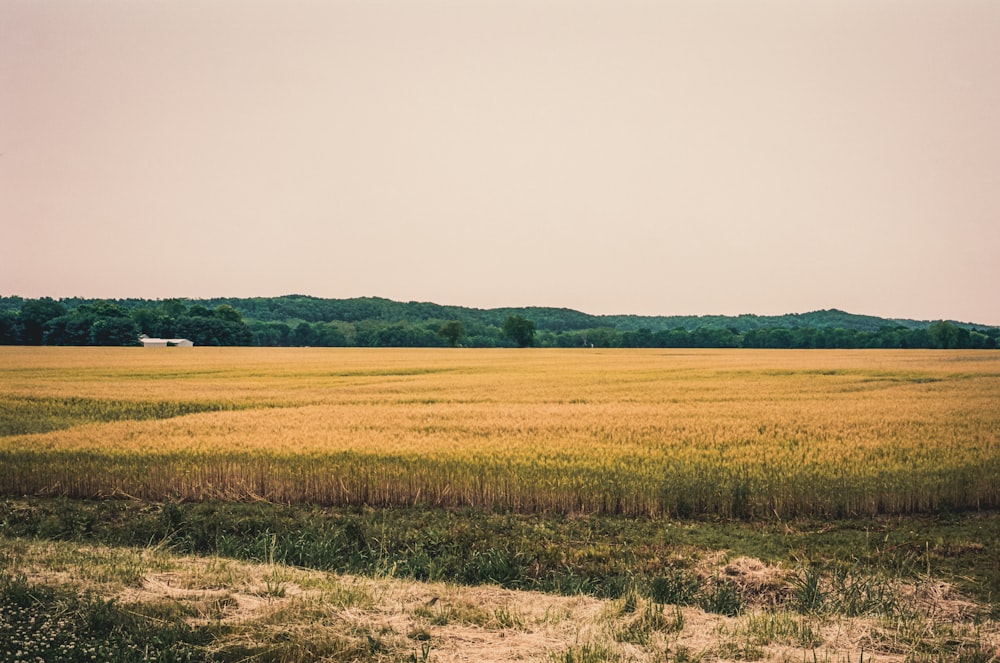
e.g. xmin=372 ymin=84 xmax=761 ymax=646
xmin=2 ymin=0 xmax=999 ymax=324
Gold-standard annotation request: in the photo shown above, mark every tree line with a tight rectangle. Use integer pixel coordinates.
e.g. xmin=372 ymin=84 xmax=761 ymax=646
xmin=0 ymin=296 xmax=996 ymax=349
xmin=0 ymin=298 xmax=251 ymax=347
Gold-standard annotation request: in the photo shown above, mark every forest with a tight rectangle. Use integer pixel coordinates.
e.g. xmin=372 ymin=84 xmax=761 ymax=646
xmin=0 ymin=294 xmax=996 ymax=349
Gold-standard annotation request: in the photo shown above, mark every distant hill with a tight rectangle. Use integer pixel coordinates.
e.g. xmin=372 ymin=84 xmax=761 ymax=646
xmin=1 ymin=295 xmax=995 ymax=348
xmin=173 ymin=296 xmax=993 ymax=333
xmin=600 ymin=308 xmax=971 ymax=334
xmin=0 ymin=295 xmax=994 ymax=333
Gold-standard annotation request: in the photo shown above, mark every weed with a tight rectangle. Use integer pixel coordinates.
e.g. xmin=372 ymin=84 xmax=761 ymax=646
xmin=261 ymin=577 xmax=286 ymax=598
xmin=715 ymin=638 xmax=765 ymax=661
xmin=700 ymin=580 xmax=743 ymax=616
xmin=612 ymin=601 xmax=682 ymax=645
xmin=407 ymin=641 xmax=432 ymax=663
xmin=492 ymin=605 xmax=526 ymax=630
xmin=828 ymin=565 xmax=899 ymax=617
xmin=793 ymin=566 xmax=827 ymax=614
xmin=664 ymin=643 xmax=702 ymax=662
xmin=735 ymin=610 xmax=822 ymax=648
xmin=407 ymin=626 xmax=432 ymax=641
xmin=649 ymin=567 xmax=700 ymax=606
xmin=551 ymin=642 xmax=621 ymax=662
xmin=4 ymin=498 xmax=1000 ymax=610
xmin=0 ymin=572 xmax=212 ymax=662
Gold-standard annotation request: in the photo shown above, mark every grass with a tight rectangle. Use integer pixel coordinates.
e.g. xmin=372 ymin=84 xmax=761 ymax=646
xmin=734 ymin=611 xmax=822 ymax=648
xmin=0 ymin=571 xmax=213 ymax=662
xmin=0 ymin=394 xmax=249 ymax=436
xmin=2 ymin=498 xmax=999 ymax=613
xmin=2 ymin=528 xmax=997 ymax=662
xmin=2 ymin=348 xmax=999 ymax=518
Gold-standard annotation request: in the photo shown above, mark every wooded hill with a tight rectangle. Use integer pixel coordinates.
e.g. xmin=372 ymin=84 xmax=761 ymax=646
xmin=1 ymin=295 xmax=996 ymax=349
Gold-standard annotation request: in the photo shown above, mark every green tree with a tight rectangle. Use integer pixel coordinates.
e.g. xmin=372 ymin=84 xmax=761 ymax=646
xmin=438 ymin=321 xmax=466 ymax=347
xmin=251 ymin=322 xmax=291 ymax=346
xmin=969 ymin=330 xmax=991 ymax=349
xmin=43 ymin=303 xmax=139 ymax=346
xmin=42 ymin=313 xmax=91 ymax=345
xmin=290 ymin=322 xmax=317 ymax=346
xmin=764 ymin=328 xmax=793 ymax=348
xmin=187 ymin=304 xmax=212 ymax=318
xmin=313 ymin=322 xmax=348 ymax=347
xmin=579 ymin=327 xmax=616 ymax=348
xmin=20 ymin=298 xmax=67 ymax=345
xmin=130 ymin=307 xmax=162 ymax=337
xmin=214 ymin=304 xmax=243 ymax=323
xmin=176 ymin=315 xmax=252 ymax=346
xmin=928 ymin=321 xmax=970 ymax=349
xmin=0 ymin=310 xmax=22 ymax=344
xmin=501 ymin=314 xmax=536 ymax=347
xmin=88 ymin=317 xmax=140 ymax=346
xmin=161 ymin=299 xmax=187 ymax=319
xmin=621 ymin=328 xmax=654 ymax=348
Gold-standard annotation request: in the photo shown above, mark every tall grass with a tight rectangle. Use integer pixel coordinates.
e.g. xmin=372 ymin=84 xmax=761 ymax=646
xmin=1 ymin=348 xmax=998 ymax=518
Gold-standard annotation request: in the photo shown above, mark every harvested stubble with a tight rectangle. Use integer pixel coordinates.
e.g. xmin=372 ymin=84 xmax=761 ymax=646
xmin=1 ymin=347 xmax=998 ymax=517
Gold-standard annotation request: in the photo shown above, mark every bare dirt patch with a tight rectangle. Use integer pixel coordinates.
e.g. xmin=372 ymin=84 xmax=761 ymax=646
xmin=6 ymin=539 xmax=999 ymax=662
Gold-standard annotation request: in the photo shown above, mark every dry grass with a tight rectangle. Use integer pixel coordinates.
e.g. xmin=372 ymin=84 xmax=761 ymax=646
xmin=2 ymin=347 xmax=999 ymax=517
xmin=4 ymin=537 xmax=997 ymax=662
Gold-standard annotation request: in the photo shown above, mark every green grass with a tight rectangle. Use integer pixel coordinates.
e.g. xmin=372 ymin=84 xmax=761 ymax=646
xmin=2 ymin=498 xmax=998 ymax=613
xmin=0 ymin=572 xmax=213 ymax=662
xmin=0 ymin=569 xmax=402 ymax=663
xmin=0 ymin=395 xmax=249 ymax=436
xmin=735 ymin=611 xmax=821 ymax=648
xmin=2 ymin=501 xmax=997 ymax=663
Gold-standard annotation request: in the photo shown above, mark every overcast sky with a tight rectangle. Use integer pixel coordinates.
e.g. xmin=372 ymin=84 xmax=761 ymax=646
xmin=2 ymin=0 xmax=998 ymax=324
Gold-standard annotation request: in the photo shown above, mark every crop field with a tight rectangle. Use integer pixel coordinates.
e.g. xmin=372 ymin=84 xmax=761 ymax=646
xmin=3 ymin=346 xmax=1000 ymax=661
xmin=2 ymin=347 xmax=998 ymax=518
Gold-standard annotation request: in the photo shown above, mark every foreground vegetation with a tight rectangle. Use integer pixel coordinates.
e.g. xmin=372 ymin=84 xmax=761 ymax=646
xmin=2 ymin=500 xmax=998 ymax=662
xmin=2 ymin=348 xmax=998 ymax=518
xmin=4 ymin=498 xmax=999 ymax=611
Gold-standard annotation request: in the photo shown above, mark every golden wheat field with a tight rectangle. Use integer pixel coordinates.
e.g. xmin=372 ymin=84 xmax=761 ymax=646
xmin=1 ymin=347 xmax=998 ymax=517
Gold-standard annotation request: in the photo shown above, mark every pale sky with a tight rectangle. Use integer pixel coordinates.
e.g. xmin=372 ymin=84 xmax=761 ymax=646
xmin=2 ymin=0 xmax=999 ymax=324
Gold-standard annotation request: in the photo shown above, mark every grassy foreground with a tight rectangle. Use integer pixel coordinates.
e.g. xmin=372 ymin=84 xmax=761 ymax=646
xmin=2 ymin=347 xmax=999 ymax=517
xmin=0 ymin=498 xmax=1000 ymax=663
xmin=2 ymin=499 xmax=999 ymax=662
xmin=4 ymin=499 xmax=1000 ymax=609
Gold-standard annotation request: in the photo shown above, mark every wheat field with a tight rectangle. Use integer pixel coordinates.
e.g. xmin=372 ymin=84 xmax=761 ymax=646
xmin=1 ymin=347 xmax=998 ymax=517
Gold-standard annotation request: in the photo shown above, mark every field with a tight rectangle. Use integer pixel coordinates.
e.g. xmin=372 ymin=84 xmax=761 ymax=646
xmin=2 ymin=347 xmax=999 ymax=517
xmin=2 ymin=347 xmax=999 ymax=661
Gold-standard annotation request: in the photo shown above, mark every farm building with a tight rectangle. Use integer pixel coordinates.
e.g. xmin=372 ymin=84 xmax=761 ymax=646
xmin=139 ymin=334 xmax=194 ymax=348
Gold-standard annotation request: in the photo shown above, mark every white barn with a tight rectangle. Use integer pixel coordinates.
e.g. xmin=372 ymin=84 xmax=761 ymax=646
xmin=139 ymin=334 xmax=194 ymax=347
